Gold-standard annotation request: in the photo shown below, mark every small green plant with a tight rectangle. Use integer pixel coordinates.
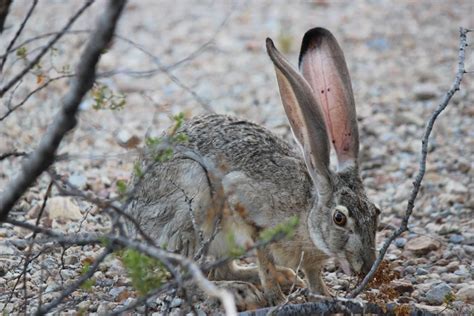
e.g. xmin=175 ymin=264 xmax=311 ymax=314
xmin=118 ymin=249 xmax=169 ymax=296
xmin=91 ymin=82 xmax=126 ymax=110
xmin=116 ymin=179 xmax=127 ymax=196
xmin=79 ymin=262 xmax=96 ymax=291
xmin=133 ymin=162 xmax=143 ymax=178
xmin=16 ymin=46 xmax=27 ymax=59
xmin=226 ymin=232 xmax=245 ymax=257
xmin=444 ymin=292 xmax=456 ymax=306
xmin=259 ymin=216 xmax=299 ymax=243
xmin=143 ymin=113 xmax=189 ymax=164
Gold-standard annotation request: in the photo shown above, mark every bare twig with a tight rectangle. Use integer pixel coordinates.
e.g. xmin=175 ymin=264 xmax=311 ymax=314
xmin=0 ymin=0 xmax=94 ymax=98
xmin=0 ymin=0 xmax=12 ymax=33
xmin=0 ymin=151 xmax=27 ymax=160
xmin=0 ymin=30 xmax=91 ymax=59
xmin=0 ymin=74 xmax=73 ymax=121
xmin=113 ymin=35 xmax=214 ymax=112
xmin=0 ymin=0 xmax=39 ymax=72
xmin=0 ymin=0 xmax=126 ymax=222
xmin=348 ymin=27 xmax=470 ymax=298
xmin=34 ymin=246 xmax=113 ymax=315
xmin=22 ymin=181 xmax=53 ymax=314
xmin=46 ymin=169 xmax=159 ymax=247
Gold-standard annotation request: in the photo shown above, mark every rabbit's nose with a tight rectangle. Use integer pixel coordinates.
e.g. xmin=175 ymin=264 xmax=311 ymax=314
xmin=361 ymin=253 xmax=376 ymax=275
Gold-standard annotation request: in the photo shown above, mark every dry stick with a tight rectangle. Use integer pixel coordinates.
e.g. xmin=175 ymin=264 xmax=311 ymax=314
xmin=114 ymin=35 xmax=214 ymax=112
xmin=0 ymin=30 xmax=92 ymax=59
xmin=0 ymin=0 xmax=39 ymax=72
xmin=0 ymin=0 xmax=125 ymax=222
xmin=0 ymin=151 xmax=27 ymax=160
xmin=272 ymin=251 xmax=306 ymax=313
xmin=0 ymin=0 xmax=94 ymax=98
xmin=35 ymin=246 xmax=113 ymax=315
xmin=22 ymin=181 xmax=53 ymax=314
xmin=348 ymin=27 xmax=470 ymax=298
xmin=46 ymin=169 xmax=159 ymax=247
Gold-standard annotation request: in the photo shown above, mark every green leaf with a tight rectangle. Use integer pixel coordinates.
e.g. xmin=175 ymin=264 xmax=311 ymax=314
xmin=259 ymin=216 xmax=299 ymax=243
xmin=118 ymin=249 xmax=169 ymax=296
xmin=116 ymin=179 xmax=127 ymax=195
xmin=16 ymin=46 xmax=27 ymax=59
xmin=133 ymin=162 xmax=143 ymax=178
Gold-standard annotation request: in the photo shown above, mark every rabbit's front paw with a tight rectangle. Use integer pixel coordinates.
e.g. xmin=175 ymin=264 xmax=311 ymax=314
xmin=275 ymin=267 xmax=307 ymax=293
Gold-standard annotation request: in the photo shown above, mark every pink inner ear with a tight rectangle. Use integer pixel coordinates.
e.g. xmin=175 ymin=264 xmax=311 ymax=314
xmin=301 ymin=45 xmax=356 ymax=167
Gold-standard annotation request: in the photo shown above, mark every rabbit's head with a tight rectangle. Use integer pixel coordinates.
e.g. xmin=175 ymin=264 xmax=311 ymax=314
xmin=267 ymin=28 xmax=379 ymax=276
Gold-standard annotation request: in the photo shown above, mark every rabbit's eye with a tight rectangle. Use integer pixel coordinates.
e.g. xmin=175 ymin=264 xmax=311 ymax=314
xmin=333 ymin=211 xmax=347 ymax=226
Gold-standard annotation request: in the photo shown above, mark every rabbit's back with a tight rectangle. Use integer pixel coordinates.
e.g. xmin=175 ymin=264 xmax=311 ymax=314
xmin=126 ymin=114 xmax=313 ymax=255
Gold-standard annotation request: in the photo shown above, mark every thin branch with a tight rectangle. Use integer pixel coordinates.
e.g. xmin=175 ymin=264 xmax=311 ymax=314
xmin=113 ymin=35 xmax=214 ymax=112
xmin=46 ymin=169 xmax=159 ymax=247
xmin=22 ymin=181 xmax=52 ymax=314
xmin=348 ymin=27 xmax=470 ymax=298
xmin=0 ymin=74 xmax=73 ymax=121
xmin=34 ymin=246 xmax=113 ymax=315
xmin=0 ymin=0 xmax=39 ymax=72
xmin=0 ymin=0 xmax=126 ymax=222
xmin=0 ymin=30 xmax=92 ymax=59
xmin=0 ymin=151 xmax=27 ymax=160
xmin=0 ymin=0 xmax=94 ymax=98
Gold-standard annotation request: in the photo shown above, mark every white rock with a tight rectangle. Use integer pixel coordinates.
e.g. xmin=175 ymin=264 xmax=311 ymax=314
xmin=425 ymin=282 xmax=452 ymax=305
xmin=69 ymin=174 xmax=88 ymax=189
xmin=445 ymin=180 xmax=468 ymax=194
xmin=413 ymin=83 xmax=438 ymax=101
xmin=456 ymin=285 xmax=474 ymax=304
xmin=46 ymin=196 xmax=83 ymax=221
xmin=0 ymin=244 xmax=16 ymax=256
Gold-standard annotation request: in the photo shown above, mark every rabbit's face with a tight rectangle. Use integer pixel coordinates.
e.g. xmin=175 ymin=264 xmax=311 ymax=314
xmin=309 ymin=173 xmax=379 ymax=276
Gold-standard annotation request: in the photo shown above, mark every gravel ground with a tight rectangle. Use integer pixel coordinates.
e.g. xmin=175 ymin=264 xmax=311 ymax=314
xmin=0 ymin=0 xmax=473 ymax=314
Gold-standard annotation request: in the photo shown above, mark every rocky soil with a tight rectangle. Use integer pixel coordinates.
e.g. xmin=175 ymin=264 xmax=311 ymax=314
xmin=0 ymin=0 xmax=473 ymax=315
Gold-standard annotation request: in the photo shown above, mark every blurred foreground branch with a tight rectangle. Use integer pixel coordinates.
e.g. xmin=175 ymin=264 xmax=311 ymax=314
xmin=349 ymin=27 xmax=471 ymax=298
xmin=0 ymin=0 xmax=12 ymax=33
xmin=0 ymin=0 xmax=126 ymax=221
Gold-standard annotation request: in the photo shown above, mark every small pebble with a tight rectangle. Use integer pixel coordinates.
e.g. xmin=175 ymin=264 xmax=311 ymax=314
xmin=404 ymin=266 xmax=416 ymax=275
xmin=416 ymin=267 xmax=429 ymax=275
xmin=395 ymin=237 xmax=407 ymax=248
xmin=449 ymin=234 xmax=464 ymax=244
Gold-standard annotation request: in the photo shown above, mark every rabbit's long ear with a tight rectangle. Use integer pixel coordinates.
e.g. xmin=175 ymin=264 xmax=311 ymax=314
xmin=299 ymin=27 xmax=359 ymax=170
xmin=266 ymin=38 xmax=332 ymax=194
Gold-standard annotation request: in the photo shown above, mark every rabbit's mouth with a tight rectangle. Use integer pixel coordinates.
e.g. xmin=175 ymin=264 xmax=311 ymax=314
xmin=336 ymin=256 xmax=352 ymax=275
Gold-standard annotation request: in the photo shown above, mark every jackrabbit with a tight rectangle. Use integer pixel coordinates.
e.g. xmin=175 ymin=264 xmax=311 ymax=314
xmin=126 ymin=27 xmax=380 ymax=307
